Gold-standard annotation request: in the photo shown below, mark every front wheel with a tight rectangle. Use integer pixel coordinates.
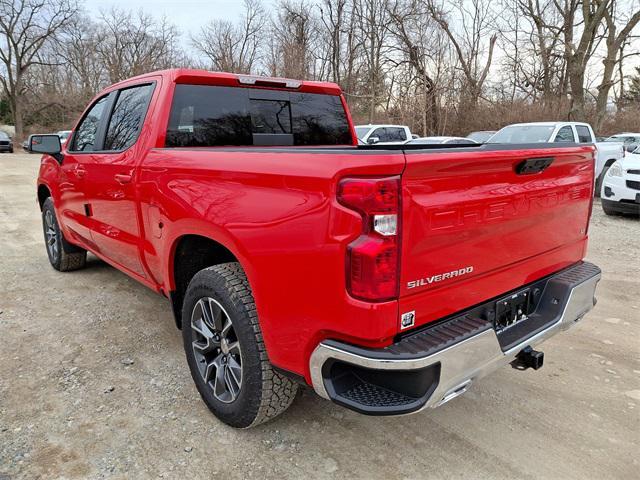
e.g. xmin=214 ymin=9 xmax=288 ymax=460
xmin=595 ymin=165 xmax=611 ymax=198
xmin=42 ymin=198 xmax=87 ymax=271
xmin=182 ymin=263 xmax=298 ymax=428
xmin=601 ymin=201 xmax=620 ymax=216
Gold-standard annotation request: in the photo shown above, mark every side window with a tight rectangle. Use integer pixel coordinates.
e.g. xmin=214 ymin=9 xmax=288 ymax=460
xmin=554 ymin=126 xmax=575 ymax=142
xmin=575 ymin=126 xmax=592 ymax=143
xmin=385 ymin=127 xmax=407 ymax=142
xmin=370 ymin=127 xmax=388 ymax=142
xmin=104 ymin=84 xmax=154 ymax=151
xmin=71 ymin=96 xmax=109 ymax=151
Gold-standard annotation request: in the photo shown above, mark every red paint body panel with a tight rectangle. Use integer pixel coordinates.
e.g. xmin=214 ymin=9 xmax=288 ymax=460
xmin=398 ymin=146 xmax=594 ymax=330
xmin=37 ymin=69 xmax=595 ymax=385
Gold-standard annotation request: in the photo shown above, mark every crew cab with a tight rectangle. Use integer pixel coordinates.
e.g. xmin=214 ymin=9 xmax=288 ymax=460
xmin=489 ymin=122 xmax=623 ymax=194
xmin=34 ymin=69 xmax=601 ymax=428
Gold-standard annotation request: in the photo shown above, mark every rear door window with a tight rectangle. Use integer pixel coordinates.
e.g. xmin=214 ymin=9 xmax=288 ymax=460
xmin=575 ymin=126 xmax=592 ymax=143
xmin=554 ymin=126 xmax=575 ymax=142
xmin=166 ymin=85 xmax=351 ymax=147
xmin=384 ymin=127 xmax=407 ymax=142
xmin=104 ymin=84 xmax=154 ymax=151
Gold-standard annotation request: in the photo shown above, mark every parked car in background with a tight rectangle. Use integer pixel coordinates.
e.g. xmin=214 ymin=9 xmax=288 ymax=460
xmin=355 ymin=124 xmax=413 ymax=144
xmin=57 ymin=130 xmax=72 ymax=145
xmin=407 ymin=136 xmax=478 ymax=145
xmin=604 ymin=132 xmax=640 ymax=153
xmin=466 ymin=130 xmax=496 ymax=143
xmin=488 ymin=122 xmax=624 ymax=194
xmin=0 ymin=130 xmax=14 ymax=153
xmin=601 ymin=145 xmax=640 ymax=217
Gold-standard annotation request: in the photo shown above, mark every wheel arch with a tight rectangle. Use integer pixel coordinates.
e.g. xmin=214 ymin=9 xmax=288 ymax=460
xmin=603 ymin=158 xmax=618 ymax=169
xmin=37 ymin=183 xmax=52 ymax=211
xmin=168 ymin=233 xmax=243 ymax=329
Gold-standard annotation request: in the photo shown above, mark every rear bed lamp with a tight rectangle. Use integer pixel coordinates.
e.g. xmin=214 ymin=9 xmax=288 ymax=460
xmin=337 ymin=177 xmax=400 ymax=301
xmin=238 ymin=75 xmax=302 ymax=89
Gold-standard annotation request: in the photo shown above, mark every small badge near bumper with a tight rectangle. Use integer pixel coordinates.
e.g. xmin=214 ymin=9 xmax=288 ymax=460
xmin=401 ymin=311 xmax=416 ymax=330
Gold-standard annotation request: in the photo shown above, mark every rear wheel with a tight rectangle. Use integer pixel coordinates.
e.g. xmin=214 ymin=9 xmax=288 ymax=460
xmin=42 ymin=198 xmax=87 ymax=271
xmin=182 ymin=263 xmax=298 ymax=428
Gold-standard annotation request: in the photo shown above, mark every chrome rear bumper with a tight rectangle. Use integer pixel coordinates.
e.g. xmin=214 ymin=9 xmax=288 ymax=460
xmin=309 ymin=262 xmax=601 ymax=415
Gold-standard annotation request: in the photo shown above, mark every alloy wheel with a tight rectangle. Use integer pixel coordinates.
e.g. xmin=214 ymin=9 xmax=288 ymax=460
xmin=190 ymin=297 xmax=243 ymax=403
xmin=44 ymin=210 xmax=59 ymax=262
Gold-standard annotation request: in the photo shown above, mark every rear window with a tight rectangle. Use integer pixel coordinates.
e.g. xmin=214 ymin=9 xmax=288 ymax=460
xmin=166 ymin=84 xmax=351 ymax=147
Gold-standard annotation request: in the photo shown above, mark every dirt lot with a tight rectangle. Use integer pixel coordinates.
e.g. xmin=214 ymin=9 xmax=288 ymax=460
xmin=0 ymin=152 xmax=638 ymax=479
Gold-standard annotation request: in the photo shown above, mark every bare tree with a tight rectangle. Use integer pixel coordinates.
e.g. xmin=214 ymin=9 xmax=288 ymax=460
xmin=594 ymin=1 xmax=640 ymax=130
xmin=59 ymin=16 xmax=105 ymax=100
xmin=95 ymin=8 xmax=181 ymax=84
xmin=0 ymin=0 xmax=77 ymax=139
xmin=353 ymin=0 xmax=391 ymax=122
xmin=192 ymin=0 xmax=265 ymax=74
xmin=426 ymin=0 xmax=498 ymax=107
xmin=388 ymin=0 xmax=445 ymax=134
xmin=552 ymin=0 xmax=611 ymax=121
xmin=268 ymin=0 xmax=316 ymax=79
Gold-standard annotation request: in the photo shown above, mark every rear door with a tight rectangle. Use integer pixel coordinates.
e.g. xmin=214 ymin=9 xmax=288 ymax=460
xmin=398 ymin=145 xmax=594 ymax=329
xmin=84 ymin=83 xmax=155 ymax=277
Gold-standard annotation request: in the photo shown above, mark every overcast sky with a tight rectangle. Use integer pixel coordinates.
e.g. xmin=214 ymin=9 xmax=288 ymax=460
xmin=82 ymin=0 xmax=250 ymax=34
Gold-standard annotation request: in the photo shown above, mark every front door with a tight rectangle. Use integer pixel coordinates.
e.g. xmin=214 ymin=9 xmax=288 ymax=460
xmin=58 ymin=94 xmax=111 ymax=248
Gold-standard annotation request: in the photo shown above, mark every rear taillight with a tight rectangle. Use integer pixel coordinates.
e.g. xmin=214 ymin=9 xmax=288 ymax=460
xmin=337 ymin=176 xmax=400 ymax=301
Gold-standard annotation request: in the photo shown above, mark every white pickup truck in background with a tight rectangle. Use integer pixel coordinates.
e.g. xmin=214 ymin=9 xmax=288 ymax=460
xmin=488 ymin=122 xmax=624 ymax=194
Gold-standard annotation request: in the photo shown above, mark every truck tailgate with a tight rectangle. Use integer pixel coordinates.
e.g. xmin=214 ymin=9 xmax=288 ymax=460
xmin=399 ymin=144 xmax=594 ymax=331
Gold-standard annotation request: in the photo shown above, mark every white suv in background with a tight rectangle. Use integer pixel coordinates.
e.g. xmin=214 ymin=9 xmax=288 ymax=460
xmin=355 ymin=124 xmax=414 ymax=145
xmin=601 ymin=146 xmax=640 ymax=217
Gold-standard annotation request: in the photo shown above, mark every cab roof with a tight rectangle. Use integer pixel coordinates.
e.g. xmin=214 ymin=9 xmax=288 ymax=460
xmin=108 ymin=69 xmax=343 ymax=96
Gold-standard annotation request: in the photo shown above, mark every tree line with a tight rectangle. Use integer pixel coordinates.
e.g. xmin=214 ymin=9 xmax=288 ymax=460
xmin=1 ymin=0 xmax=639 ymax=141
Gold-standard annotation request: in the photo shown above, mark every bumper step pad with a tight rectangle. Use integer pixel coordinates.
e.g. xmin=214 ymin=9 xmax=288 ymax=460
xmin=314 ymin=261 xmax=601 ymax=415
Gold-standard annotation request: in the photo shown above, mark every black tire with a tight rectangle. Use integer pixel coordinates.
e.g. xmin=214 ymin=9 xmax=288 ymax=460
xmin=42 ymin=197 xmax=87 ymax=271
xmin=595 ymin=165 xmax=611 ymax=198
xmin=182 ymin=263 xmax=297 ymax=428
xmin=601 ymin=200 xmax=620 ymax=216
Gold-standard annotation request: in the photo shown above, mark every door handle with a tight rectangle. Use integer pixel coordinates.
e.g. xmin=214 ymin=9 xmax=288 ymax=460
xmin=114 ymin=173 xmax=133 ymax=184
xmin=75 ymin=167 xmax=86 ymax=178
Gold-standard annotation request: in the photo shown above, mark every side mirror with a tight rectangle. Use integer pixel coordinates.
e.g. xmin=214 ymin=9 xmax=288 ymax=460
xmin=367 ymin=136 xmax=380 ymax=145
xmin=624 ymin=144 xmax=636 ymax=153
xmin=29 ymin=134 xmax=63 ymax=162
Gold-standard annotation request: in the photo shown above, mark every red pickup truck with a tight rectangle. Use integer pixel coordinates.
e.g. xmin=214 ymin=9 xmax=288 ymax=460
xmin=33 ymin=69 xmax=601 ymax=428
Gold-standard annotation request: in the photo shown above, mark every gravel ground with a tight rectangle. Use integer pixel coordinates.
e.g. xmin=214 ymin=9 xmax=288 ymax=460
xmin=1 ymin=152 xmax=638 ymax=479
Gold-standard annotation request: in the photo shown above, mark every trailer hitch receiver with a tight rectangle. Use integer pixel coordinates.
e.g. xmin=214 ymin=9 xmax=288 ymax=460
xmin=511 ymin=346 xmax=544 ymax=370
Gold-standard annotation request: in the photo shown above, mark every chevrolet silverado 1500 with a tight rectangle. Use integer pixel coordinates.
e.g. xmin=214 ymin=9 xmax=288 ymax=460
xmin=33 ymin=69 xmax=601 ymax=428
